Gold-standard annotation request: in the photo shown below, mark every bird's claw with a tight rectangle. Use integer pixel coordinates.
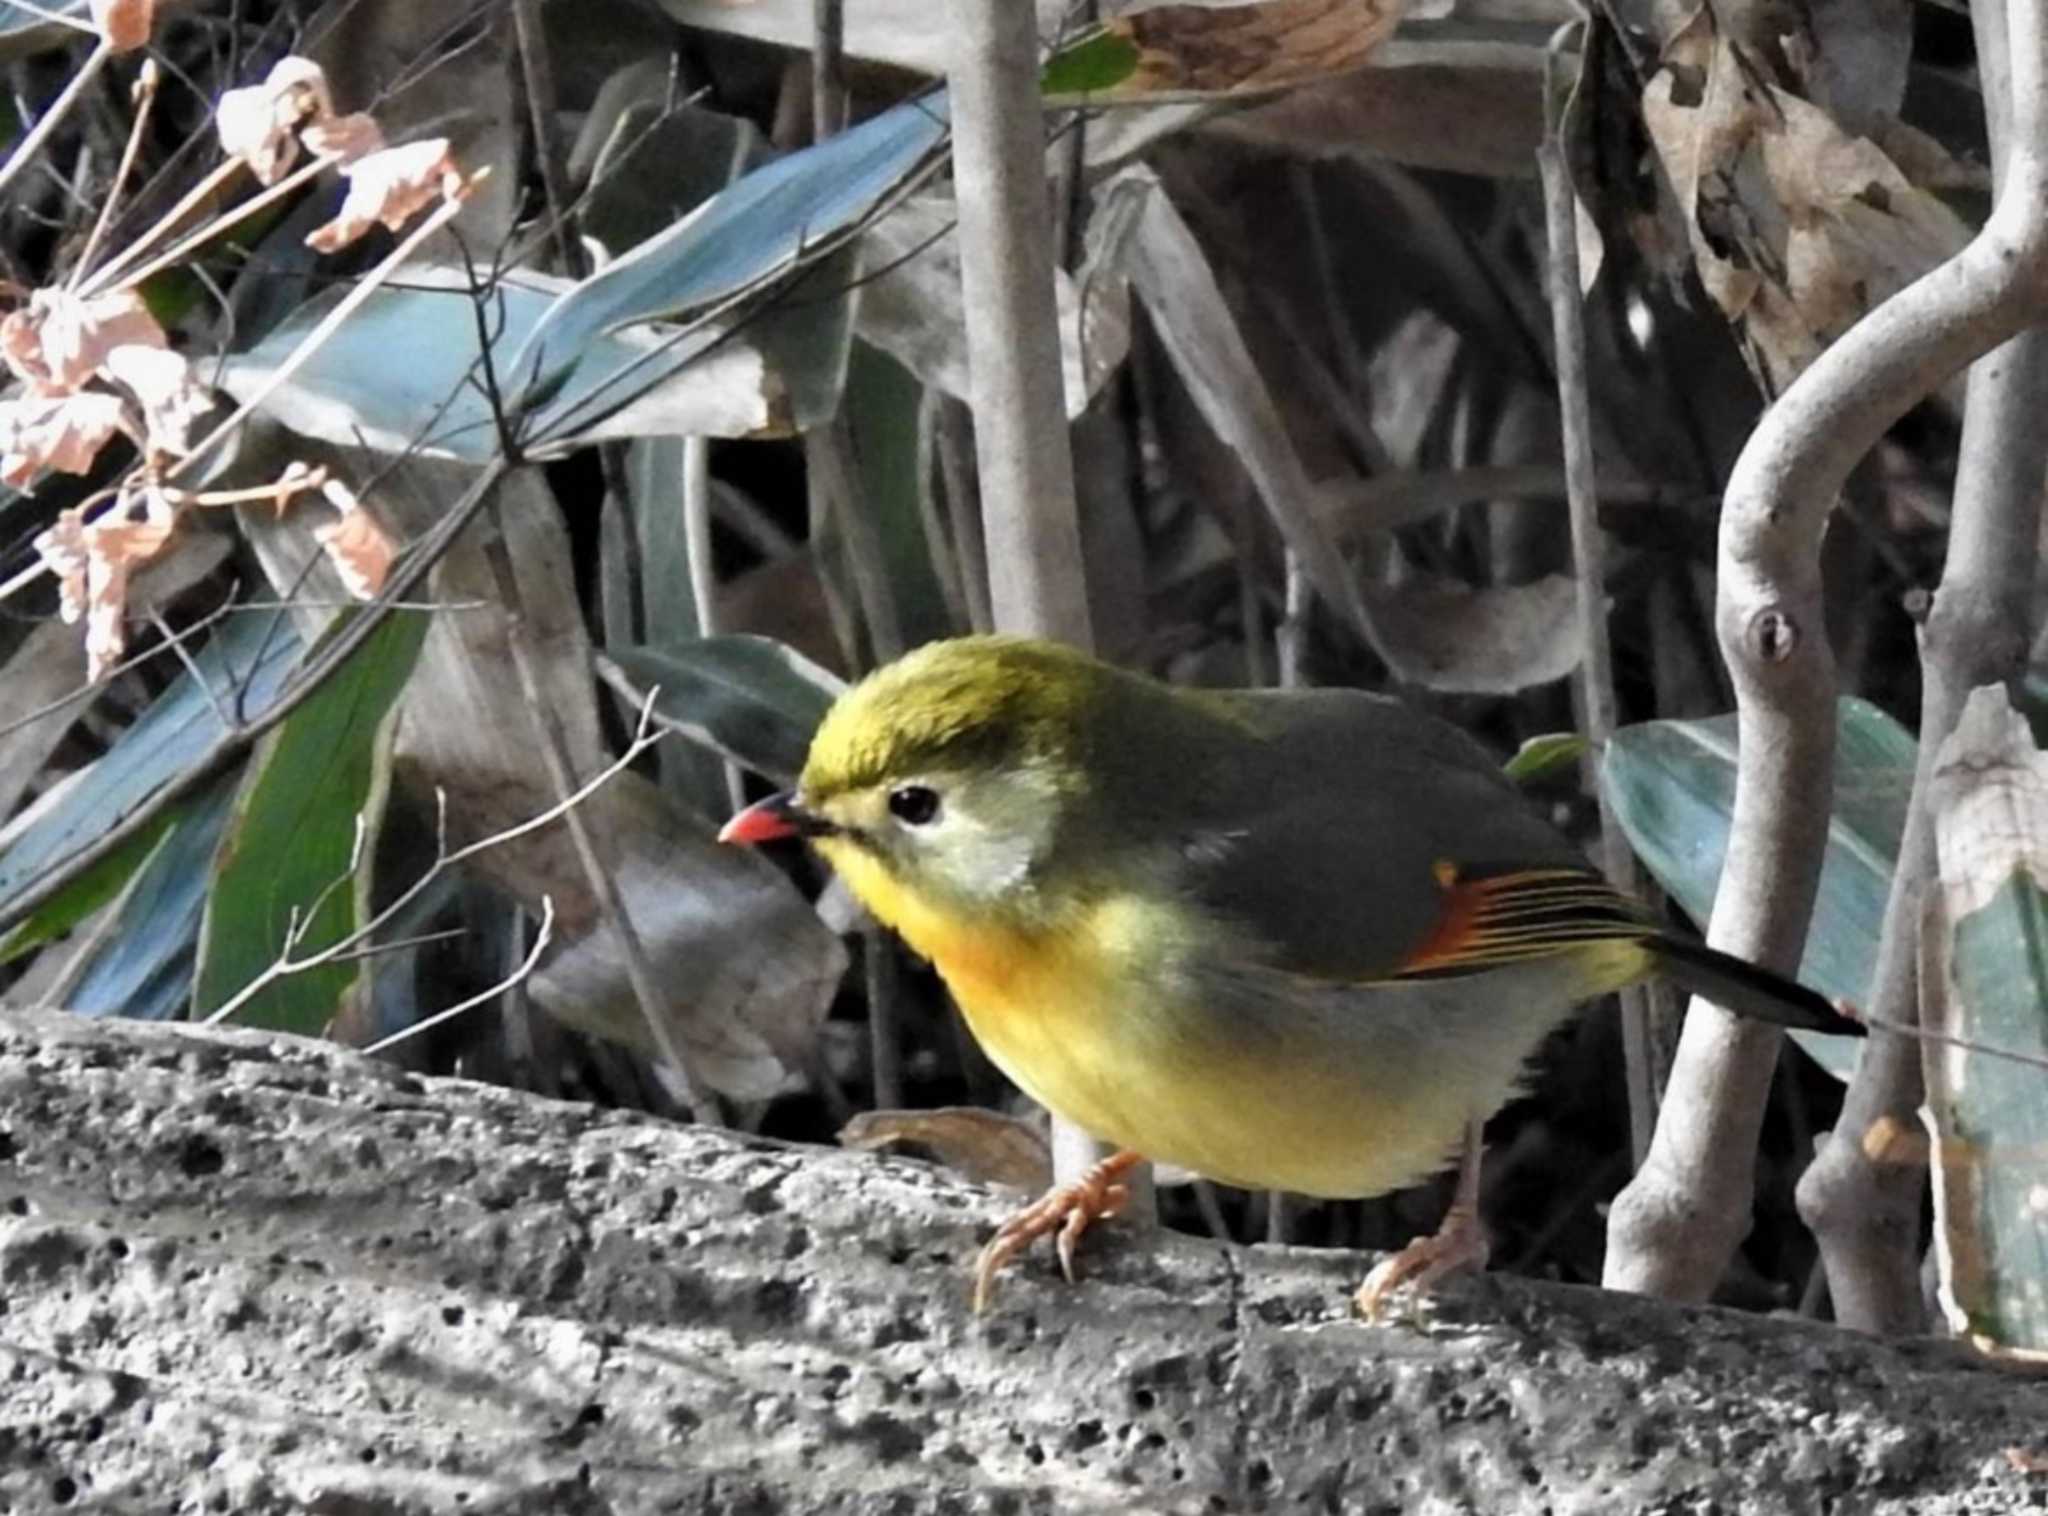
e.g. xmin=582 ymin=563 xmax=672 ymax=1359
xmin=1353 ymin=1209 xmax=1490 ymax=1322
xmin=973 ymin=1150 xmax=1140 ymax=1312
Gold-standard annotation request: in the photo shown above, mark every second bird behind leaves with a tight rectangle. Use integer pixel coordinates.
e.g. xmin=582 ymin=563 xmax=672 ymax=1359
xmin=720 ymin=636 xmax=1863 ymax=1315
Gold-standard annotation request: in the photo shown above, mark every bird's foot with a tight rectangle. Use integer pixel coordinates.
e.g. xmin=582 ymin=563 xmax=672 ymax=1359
xmin=973 ymin=1149 xmax=1143 ymax=1312
xmin=1353 ymin=1207 xmax=1491 ymax=1322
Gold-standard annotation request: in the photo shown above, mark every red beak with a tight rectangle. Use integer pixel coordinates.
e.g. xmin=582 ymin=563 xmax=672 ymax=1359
xmin=719 ymin=791 xmax=809 ymax=845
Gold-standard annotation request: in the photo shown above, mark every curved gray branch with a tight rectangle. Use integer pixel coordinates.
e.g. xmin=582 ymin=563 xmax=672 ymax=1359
xmin=1606 ymin=0 xmax=2048 ymax=1301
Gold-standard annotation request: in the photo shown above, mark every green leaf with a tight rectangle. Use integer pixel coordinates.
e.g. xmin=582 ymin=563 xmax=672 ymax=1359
xmin=509 ymin=92 xmax=950 ymax=420
xmin=1601 ymin=697 xmax=1914 ymax=1080
xmin=192 ymin=609 xmax=427 ymax=1036
xmin=1041 ymin=30 xmax=1143 ymax=97
xmin=1504 ymin=731 xmax=1590 ymax=786
xmin=608 ymin=635 xmax=846 ymax=784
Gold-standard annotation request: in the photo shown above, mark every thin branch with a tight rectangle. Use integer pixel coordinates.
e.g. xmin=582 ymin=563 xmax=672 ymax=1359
xmin=205 ymin=698 xmax=665 ymax=1026
xmin=948 ymin=0 xmax=1091 ymax=646
xmin=510 ymin=0 xmax=584 ymax=279
xmin=69 ymin=59 xmax=158 ymax=287
xmin=362 ymin=898 xmax=556 ymax=1056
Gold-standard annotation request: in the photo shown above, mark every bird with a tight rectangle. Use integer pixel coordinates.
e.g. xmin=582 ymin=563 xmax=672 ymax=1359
xmin=718 ymin=634 xmax=1863 ymax=1316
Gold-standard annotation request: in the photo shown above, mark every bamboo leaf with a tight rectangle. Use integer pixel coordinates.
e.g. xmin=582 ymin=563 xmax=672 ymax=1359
xmin=1601 ymin=697 xmax=1913 ymax=1079
xmin=192 ymin=609 xmax=427 ymax=1036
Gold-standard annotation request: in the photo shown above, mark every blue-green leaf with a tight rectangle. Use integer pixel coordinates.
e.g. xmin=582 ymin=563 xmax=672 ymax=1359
xmin=1602 ymin=697 xmax=1914 ymax=1079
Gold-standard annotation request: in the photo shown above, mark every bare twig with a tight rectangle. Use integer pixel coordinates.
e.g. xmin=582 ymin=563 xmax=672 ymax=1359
xmin=1604 ymin=0 xmax=2048 ymax=1301
xmin=812 ymin=0 xmax=847 ymax=139
xmin=204 ymin=699 xmax=665 ymax=1027
xmin=71 ymin=59 xmax=158 ymax=286
xmin=363 ymin=899 xmax=556 ymax=1056
xmin=510 ymin=0 xmax=584 ymax=278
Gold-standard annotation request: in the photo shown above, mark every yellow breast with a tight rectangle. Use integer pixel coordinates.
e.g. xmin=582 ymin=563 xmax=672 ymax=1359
xmin=815 ymin=839 xmax=1590 ymax=1200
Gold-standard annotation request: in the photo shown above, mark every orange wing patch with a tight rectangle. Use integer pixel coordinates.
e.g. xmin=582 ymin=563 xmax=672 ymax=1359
xmin=1395 ymin=864 xmax=1655 ymax=979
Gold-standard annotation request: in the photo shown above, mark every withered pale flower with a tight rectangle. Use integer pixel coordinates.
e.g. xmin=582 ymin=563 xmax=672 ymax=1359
xmin=0 ymin=391 xmax=131 ymax=485
xmin=313 ymin=477 xmax=396 ymax=599
xmin=90 ymin=0 xmax=154 ymax=51
xmin=102 ymin=343 xmax=214 ymax=457
xmin=217 ymin=55 xmax=335 ymax=184
xmin=305 ymin=138 xmax=461 ymax=254
xmin=4 ymin=288 xmax=165 ymax=394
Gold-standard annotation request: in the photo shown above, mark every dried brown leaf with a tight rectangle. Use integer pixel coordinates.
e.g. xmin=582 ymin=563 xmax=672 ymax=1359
xmin=1115 ymin=0 xmax=1403 ymax=96
xmin=839 ymin=1107 xmax=1051 ymax=1191
xmin=1640 ymin=23 xmax=1969 ymax=393
xmin=32 ymin=508 xmax=89 ymax=621
xmin=83 ymin=517 xmax=175 ymax=680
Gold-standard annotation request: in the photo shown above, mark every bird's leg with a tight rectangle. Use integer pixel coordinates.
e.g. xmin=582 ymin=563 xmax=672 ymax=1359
xmin=972 ymin=1148 xmax=1143 ymax=1312
xmin=1354 ymin=1118 xmax=1490 ymax=1320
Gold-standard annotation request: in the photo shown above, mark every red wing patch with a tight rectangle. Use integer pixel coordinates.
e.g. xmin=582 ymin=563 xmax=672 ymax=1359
xmin=1394 ymin=863 xmax=1655 ymax=980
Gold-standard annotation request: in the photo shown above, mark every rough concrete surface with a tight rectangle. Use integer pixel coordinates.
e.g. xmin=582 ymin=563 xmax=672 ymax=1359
xmin=0 ymin=1007 xmax=2043 ymax=1515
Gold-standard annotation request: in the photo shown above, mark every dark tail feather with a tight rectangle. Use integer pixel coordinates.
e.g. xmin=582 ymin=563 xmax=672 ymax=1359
xmin=1646 ymin=934 xmax=1866 ymax=1038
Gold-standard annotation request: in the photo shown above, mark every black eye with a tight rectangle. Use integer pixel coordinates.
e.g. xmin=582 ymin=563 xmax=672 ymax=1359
xmin=887 ymin=785 xmax=941 ymax=826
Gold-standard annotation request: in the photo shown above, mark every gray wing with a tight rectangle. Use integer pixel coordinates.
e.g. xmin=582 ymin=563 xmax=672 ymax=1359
xmin=1171 ymin=690 xmax=1603 ymax=981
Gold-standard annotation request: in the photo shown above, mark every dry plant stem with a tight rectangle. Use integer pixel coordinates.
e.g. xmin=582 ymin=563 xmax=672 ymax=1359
xmin=0 ymin=37 xmax=111 ymax=203
xmin=91 ymin=148 xmax=342 ymax=299
xmin=806 ymin=423 xmax=906 ymax=661
xmin=812 ymin=0 xmax=847 ymax=139
xmin=0 ymin=456 xmax=513 ymax=938
xmin=1793 ymin=0 xmax=2048 ymax=1334
xmin=478 ymin=508 xmax=717 ymax=1126
xmin=511 ymin=0 xmax=583 ymax=278
xmin=948 ymin=0 xmax=1092 ymax=647
xmin=950 ymin=0 xmax=1124 ymax=1199
xmin=1537 ymin=99 xmax=1656 ymax=1166
xmin=1604 ymin=0 xmax=2048 ymax=1301
xmin=71 ymin=59 xmax=156 ymax=285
